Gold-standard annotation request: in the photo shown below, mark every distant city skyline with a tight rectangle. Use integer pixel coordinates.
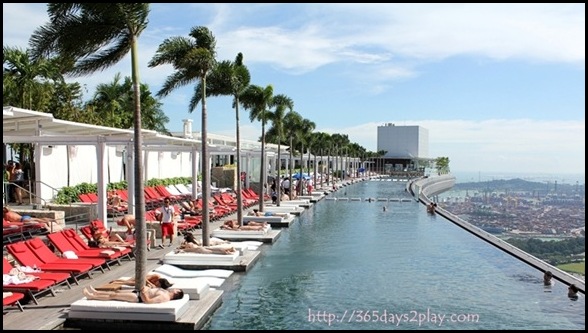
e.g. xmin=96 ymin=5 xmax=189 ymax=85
xmin=451 ymin=170 xmax=585 ymax=185
xmin=3 ymin=3 xmax=585 ymax=175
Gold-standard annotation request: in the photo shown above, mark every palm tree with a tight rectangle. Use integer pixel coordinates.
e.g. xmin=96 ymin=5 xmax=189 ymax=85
xmin=29 ymin=3 xmax=151 ymax=290
xmin=310 ymin=132 xmax=330 ymax=187
xmin=283 ymin=111 xmax=304 ymax=199
xmin=266 ymin=96 xmax=294 ymax=205
xmin=309 ymin=132 xmax=330 ymax=188
xmin=296 ymin=118 xmax=316 ymax=196
xmin=3 ymin=46 xmax=64 ymax=183
xmin=377 ymin=149 xmax=387 ymax=174
xmin=3 ymin=46 xmax=57 ymax=111
xmin=240 ymin=84 xmax=276 ymax=213
xmin=148 ymin=26 xmax=217 ymax=245
xmin=331 ymin=134 xmax=350 ymax=180
xmin=86 ymin=75 xmax=170 ymax=132
xmin=88 ymin=73 xmax=127 ymax=128
xmin=193 ymin=52 xmax=250 ymax=226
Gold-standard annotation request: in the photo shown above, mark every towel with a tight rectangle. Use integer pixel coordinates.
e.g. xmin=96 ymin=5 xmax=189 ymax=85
xmin=63 ymin=251 xmax=79 ymax=259
xmin=100 ymin=250 xmax=116 ymax=256
xmin=3 ymin=273 xmax=38 ymax=285
xmin=14 ymin=265 xmax=41 ymax=273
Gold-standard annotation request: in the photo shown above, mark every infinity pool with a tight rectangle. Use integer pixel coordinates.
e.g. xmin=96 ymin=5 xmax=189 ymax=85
xmin=205 ymin=179 xmax=585 ymax=330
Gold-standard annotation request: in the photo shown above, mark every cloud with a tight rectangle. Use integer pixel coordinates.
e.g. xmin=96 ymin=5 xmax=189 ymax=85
xmin=210 ymin=3 xmax=585 ymax=74
xmin=320 ymin=119 xmax=585 ymax=174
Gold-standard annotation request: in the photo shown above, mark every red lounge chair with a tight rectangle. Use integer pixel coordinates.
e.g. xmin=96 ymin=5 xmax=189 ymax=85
xmin=62 ymin=228 xmax=132 ymax=258
xmin=155 ymin=185 xmax=182 ymax=201
xmin=3 ymin=218 xmax=48 ymax=243
xmin=3 ymin=291 xmax=25 ymax=311
xmin=87 ymin=219 xmax=139 ymax=247
xmin=25 ymin=237 xmax=108 ymax=273
xmin=86 ymin=192 xmax=99 ymax=203
xmin=213 ymin=194 xmax=238 ymax=211
xmin=3 ymin=257 xmax=72 ymax=304
xmin=3 ymin=257 xmax=71 ymax=287
xmin=6 ymin=240 xmax=94 ymax=283
xmin=47 ymin=229 xmax=130 ymax=265
xmin=183 ymin=215 xmax=202 ymax=229
xmin=144 ymin=187 xmax=164 ymax=207
xmin=78 ymin=193 xmax=95 ymax=203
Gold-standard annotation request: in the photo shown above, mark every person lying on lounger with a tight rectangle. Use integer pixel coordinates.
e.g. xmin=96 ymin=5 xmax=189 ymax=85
xmin=179 ymin=200 xmax=202 ymax=217
xmin=175 ymin=242 xmax=237 ymax=255
xmin=108 ymin=190 xmax=127 ymax=209
xmin=221 ymin=220 xmax=268 ymax=231
xmin=83 ymin=285 xmax=184 ymax=304
xmin=92 ymin=226 xmax=134 ymax=248
xmin=3 ymin=206 xmax=63 ymax=232
xmin=109 ymin=274 xmax=174 ymax=289
xmin=116 ymin=214 xmax=136 ymax=234
xmin=249 ymin=209 xmax=288 ymax=217
xmin=183 ymin=232 xmax=229 ymax=246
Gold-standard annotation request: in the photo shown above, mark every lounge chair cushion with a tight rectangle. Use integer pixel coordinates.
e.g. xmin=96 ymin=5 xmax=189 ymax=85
xmin=152 ymin=264 xmax=233 ymax=279
xmin=68 ymin=294 xmax=190 ymax=322
xmin=162 ymin=250 xmax=240 ymax=266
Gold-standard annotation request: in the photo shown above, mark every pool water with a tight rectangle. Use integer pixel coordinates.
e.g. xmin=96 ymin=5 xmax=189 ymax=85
xmin=205 ymin=180 xmax=585 ymax=330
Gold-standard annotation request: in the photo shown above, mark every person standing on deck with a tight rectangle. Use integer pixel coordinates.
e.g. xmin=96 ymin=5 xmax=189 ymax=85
xmin=156 ymin=197 xmax=176 ymax=248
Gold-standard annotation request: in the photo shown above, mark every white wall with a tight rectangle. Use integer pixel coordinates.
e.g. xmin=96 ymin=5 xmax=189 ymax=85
xmin=38 ymin=145 xmax=195 ymax=202
xmin=377 ymin=124 xmax=429 ymax=158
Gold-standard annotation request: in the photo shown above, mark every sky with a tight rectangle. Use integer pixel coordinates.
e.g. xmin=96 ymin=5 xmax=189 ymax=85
xmin=3 ymin=3 xmax=585 ymax=178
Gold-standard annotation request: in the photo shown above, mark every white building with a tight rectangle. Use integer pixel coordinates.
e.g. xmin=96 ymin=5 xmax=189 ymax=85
xmin=377 ymin=123 xmax=429 ymax=158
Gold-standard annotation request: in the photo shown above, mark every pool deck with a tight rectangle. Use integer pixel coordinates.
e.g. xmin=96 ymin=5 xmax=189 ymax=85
xmin=1 ymin=181 xmax=351 ymax=330
xmin=2 ymin=243 xmax=228 ymax=330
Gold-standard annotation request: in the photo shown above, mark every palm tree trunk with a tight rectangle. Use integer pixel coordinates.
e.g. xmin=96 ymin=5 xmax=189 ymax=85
xmin=130 ymin=37 xmax=147 ymax=290
xmin=235 ymin=101 xmax=244 ymax=226
xmin=201 ymin=77 xmax=210 ymax=246
xmin=258 ymin=120 xmax=266 ymax=213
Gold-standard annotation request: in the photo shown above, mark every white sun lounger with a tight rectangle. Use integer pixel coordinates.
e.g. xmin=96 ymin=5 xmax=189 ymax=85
xmin=115 ymin=276 xmax=214 ymax=300
xmin=242 ymin=214 xmax=294 ymax=224
xmin=152 ymin=264 xmax=234 ymax=279
xmin=211 ymin=224 xmax=271 ymax=239
xmin=162 ymin=250 xmax=240 ymax=266
xmin=68 ymin=294 xmax=190 ymax=322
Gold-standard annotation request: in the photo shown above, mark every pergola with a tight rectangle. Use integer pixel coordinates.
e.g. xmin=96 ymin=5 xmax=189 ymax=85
xmin=3 ymin=106 xmax=274 ymax=224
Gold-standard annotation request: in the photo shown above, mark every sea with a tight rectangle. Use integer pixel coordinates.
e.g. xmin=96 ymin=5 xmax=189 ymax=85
xmin=451 ymin=171 xmax=585 ymax=185
xmin=203 ymin=179 xmax=585 ymax=330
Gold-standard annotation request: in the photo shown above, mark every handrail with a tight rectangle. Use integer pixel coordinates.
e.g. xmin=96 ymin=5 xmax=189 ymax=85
xmin=3 ymin=181 xmax=48 ymax=207
xmin=33 ymin=180 xmax=60 ymax=199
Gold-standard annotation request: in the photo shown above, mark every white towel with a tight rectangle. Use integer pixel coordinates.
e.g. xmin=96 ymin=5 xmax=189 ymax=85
xmin=3 ymin=273 xmax=37 ymax=285
xmin=15 ymin=265 xmax=41 ymax=273
xmin=63 ymin=251 xmax=79 ymax=259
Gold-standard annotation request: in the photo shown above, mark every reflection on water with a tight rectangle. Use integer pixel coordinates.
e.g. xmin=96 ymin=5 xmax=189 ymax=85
xmin=205 ymin=180 xmax=585 ymax=330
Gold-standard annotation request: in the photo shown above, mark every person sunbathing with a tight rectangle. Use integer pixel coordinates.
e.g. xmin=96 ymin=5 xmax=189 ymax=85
xmin=175 ymin=242 xmax=236 ymax=255
xmin=116 ymin=214 xmax=136 ymax=234
xmin=108 ymin=190 xmax=127 ymax=208
xmin=179 ymin=200 xmax=201 ymax=217
xmin=183 ymin=232 xmax=229 ymax=246
xmin=83 ymin=285 xmax=184 ymax=304
xmin=92 ymin=227 xmax=134 ymax=248
xmin=221 ymin=220 xmax=267 ymax=231
xmin=109 ymin=274 xmax=174 ymax=289
xmin=3 ymin=206 xmax=63 ymax=232
xmin=249 ymin=209 xmax=288 ymax=217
